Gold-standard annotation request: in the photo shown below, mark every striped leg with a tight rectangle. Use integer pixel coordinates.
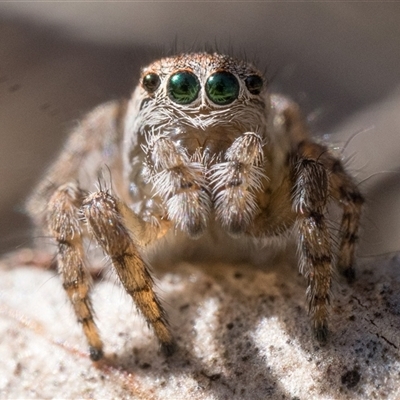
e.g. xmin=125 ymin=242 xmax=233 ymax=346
xmin=292 ymin=159 xmax=333 ymax=343
xmin=47 ymin=183 xmax=104 ymax=361
xmin=330 ymin=161 xmax=364 ymax=283
xmin=82 ymin=189 xmax=175 ymax=355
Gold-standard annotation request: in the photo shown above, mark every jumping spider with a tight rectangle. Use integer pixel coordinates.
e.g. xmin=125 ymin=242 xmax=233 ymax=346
xmin=27 ymin=52 xmax=363 ymax=361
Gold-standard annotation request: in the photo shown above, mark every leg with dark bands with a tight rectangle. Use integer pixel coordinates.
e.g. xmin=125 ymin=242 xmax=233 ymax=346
xmin=292 ymin=159 xmax=333 ymax=343
xmin=83 ymin=190 xmax=175 ymax=354
xmin=47 ymin=183 xmax=104 ymax=360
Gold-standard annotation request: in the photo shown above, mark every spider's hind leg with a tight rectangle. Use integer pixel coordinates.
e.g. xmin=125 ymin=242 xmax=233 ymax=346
xmin=298 ymin=144 xmax=364 ymax=284
xmin=329 ymin=160 xmax=364 ymax=283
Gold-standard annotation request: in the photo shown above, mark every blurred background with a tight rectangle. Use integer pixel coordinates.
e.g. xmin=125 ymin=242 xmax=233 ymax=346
xmin=0 ymin=2 xmax=400 ymax=257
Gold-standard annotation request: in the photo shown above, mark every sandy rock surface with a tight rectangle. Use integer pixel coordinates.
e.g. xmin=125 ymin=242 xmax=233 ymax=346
xmin=1 ymin=251 xmax=400 ymax=400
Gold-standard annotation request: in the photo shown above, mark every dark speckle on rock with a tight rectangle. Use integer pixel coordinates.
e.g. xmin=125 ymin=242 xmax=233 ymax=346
xmin=341 ymin=369 xmax=361 ymax=389
xmin=226 ymin=322 xmax=234 ymax=330
xmin=209 ymin=373 xmax=221 ymax=381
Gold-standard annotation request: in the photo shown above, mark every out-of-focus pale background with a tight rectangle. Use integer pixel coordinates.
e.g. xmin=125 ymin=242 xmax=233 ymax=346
xmin=1 ymin=3 xmax=400 ymax=256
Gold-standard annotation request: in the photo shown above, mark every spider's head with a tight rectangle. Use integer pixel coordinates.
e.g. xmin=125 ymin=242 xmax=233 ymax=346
xmin=124 ymin=53 xmax=270 ymax=236
xmin=130 ymin=52 xmax=269 ymax=156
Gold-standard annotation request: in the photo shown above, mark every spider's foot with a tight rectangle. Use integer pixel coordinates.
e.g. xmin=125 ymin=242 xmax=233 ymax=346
xmin=340 ymin=265 xmax=356 ymax=284
xmin=314 ymin=323 xmax=328 ymax=346
xmin=161 ymin=340 xmax=177 ymax=357
xmin=89 ymin=346 xmax=104 ymax=361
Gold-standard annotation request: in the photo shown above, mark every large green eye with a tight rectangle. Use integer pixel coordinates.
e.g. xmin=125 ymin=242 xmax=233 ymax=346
xmin=142 ymin=73 xmax=161 ymax=93
xmin=245 ymin=75 xmax=263 ymax=95
xmin=167 ymin=71 xmax=200 ymax=104
xmin=205 ymin=72 xmax=239 ymax=105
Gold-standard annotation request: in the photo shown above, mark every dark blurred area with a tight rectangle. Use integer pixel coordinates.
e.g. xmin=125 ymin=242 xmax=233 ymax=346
xmin=1 ymin=3 xmax=400 ymax=255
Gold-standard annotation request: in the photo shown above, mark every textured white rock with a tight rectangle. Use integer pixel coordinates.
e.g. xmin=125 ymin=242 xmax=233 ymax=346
xmin=1 ymin=252 xmax=400 ymax=399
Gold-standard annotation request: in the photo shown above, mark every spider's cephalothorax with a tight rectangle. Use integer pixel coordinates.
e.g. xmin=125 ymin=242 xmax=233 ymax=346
xmin=27 ymin=52 xmax=363 ymax=361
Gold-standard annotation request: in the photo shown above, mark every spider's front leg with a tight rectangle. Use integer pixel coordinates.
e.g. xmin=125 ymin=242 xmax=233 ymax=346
xmin=292 ymin=158 xmax=333 ymax=343
xmin=82 ymin=189 xmax=175 ymax=356
xmin=210 ymin=132 xmax=265 ymax=235
xmin=47 ymin=182 xmax=104 ymax=361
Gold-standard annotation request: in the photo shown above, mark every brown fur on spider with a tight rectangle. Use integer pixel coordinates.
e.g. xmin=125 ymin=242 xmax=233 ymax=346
xmin=27 ymin=53 xmax=363 ymax=361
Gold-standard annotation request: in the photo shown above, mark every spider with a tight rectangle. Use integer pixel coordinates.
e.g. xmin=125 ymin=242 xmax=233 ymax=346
xmin=26 ymin=52 xmax=363 ymax=361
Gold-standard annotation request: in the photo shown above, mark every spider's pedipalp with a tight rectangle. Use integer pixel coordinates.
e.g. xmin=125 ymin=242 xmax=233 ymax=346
xmin=144 ymin=134 xmax=211 ymax=237
xmin=210 ymin=132 xmax=266 ymax=235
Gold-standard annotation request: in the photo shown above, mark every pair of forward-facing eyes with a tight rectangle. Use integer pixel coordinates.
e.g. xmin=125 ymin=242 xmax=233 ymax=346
xmin=142 ymin=70 xmax=264 ymax=106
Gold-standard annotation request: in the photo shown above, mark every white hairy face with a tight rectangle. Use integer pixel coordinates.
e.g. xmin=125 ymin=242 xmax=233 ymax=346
xmin=123 ymin=53 xmax=270 ymax=238
xmin=128 ymin=53 xmax=268 ymax=153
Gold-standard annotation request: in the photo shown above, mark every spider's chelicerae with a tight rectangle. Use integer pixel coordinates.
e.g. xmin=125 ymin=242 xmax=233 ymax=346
xmin=27 ymin=52 xmax=363 ymax=361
